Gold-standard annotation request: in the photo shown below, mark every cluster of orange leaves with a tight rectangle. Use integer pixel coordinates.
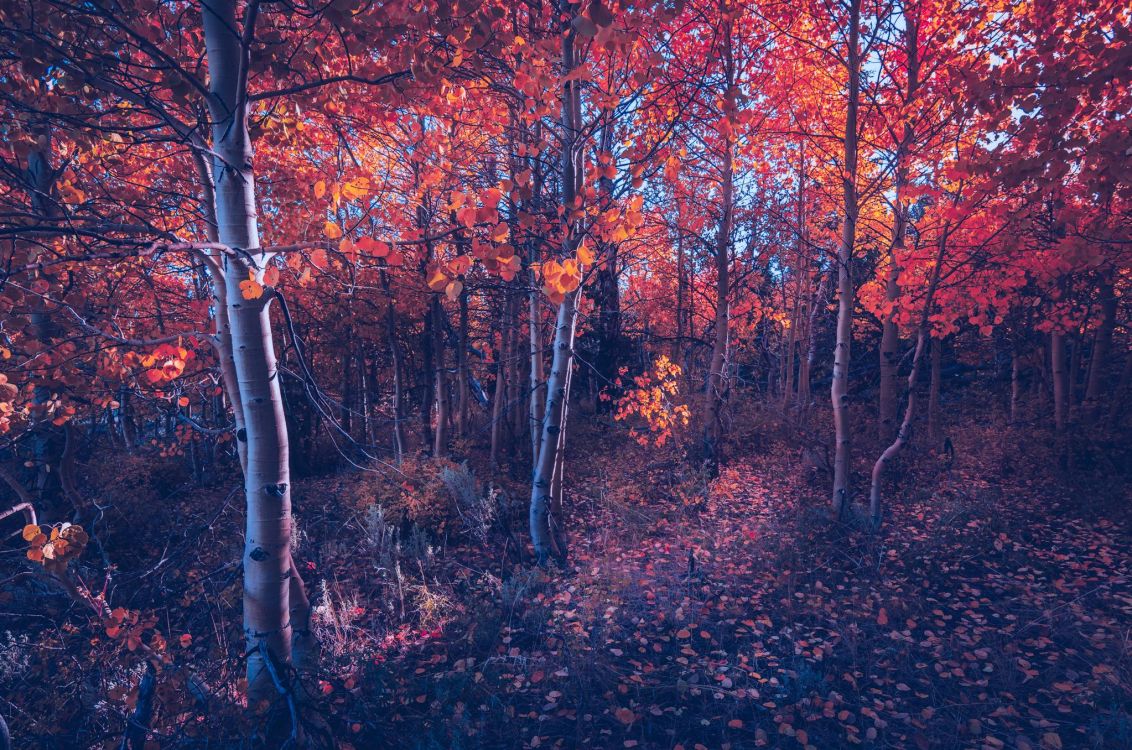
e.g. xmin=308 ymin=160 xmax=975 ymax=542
xmin=533 ymin=244 xmax=594 ymax=304
xmin=427 ymin=254 xmax=474 ymax=300
xmin=22 ymin=522 xmax=89 ymax=574
xmin=126 ymin=343 xmax=193 ymax=386
xmin=613 ymin=355 xmax=691 ymax=447
xmin=0 ymin=372 xmax=20 ymax=434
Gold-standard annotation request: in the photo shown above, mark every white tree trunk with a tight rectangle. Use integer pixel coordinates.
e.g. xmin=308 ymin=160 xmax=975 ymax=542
xmin=831 ymin=0 xmax=862 ymax=517
xmin=201 ymin=0 xmax=310 ymax=699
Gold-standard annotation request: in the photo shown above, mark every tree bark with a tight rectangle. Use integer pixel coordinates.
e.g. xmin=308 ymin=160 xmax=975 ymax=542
xmin=529 ymin=291 xmax=577 ymax=565
xmin=1051 ymin=330 xmax=1068 ymax=432
xmin=380 ymin=270 xmax=405 ymax=464
xmin=831 ymin=0 xmax=862 ymax=517
xmin=457 ymin=289 xmax=470 ymax=437
xmin=1083 ymin=275 xmax=1116 ymax=423
xmin=431 ymin=298 xmax=450 ymax=457
xmin=704 ymin=28 xmax=736 ymax=470
xmin=528 ymin=272 xmax=546 ymax=466
xmin=490 ymin=291 xmax=510 ymax=473
xmin=800 ymin=267 xmax=825 ymax=410
xmin=530 ymin=18 xmax=583 ymax=566
xmin=1010 ymin=342 xmax=1022 ymax=425
xmin=592 ymin=112 xmax=622 ymax=408
xmin=879 ymin=48 xmax=919 ymax=439
xmin=201 ymin=0 xmax=310 ymax=698
xmin=868 ymin=234 xmax=946 ymax=525
xmin=928 ymin=334 xmax=942 ymax=440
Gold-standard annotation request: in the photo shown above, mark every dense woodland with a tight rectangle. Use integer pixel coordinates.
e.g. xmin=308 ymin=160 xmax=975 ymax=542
xmin=0 ymin=0 xmax=1130 ymax=748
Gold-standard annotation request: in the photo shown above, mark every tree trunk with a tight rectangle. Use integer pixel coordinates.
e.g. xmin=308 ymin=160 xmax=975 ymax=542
xmin=420 ymin=305 xmax=435 ymax=452
xmin=675 ymin=227 xmax=687 ymax=364
xmin=1083 ymin=275 xmax=1116 ymax=423
xmin=1107 ymin=347 xmax=1132 ymax=427
xmin=831 ymin=0 xmax=862 ymax=517
xmin=201 ymin=0 xmax=310 ymax=698
xmin=592 ymin=113 xmax=622 ymax=408
xmin=1010 ymin=342 xmax=1022 ymax=425
xmin=457 ymin=290 xmax=470 ymax=438
xmin=381 ymin=270 xmax=405 ymax=464
xmin=341 ymin=336 xmax=354 ymax=440
xmin=800 ymin=267 xmax=825 ymax=410
xmin=431 ymin=298 xmax=450 ymax=457
xmin=782 ymin=288 xmax=799 ymax=409
xmin=1051 ymin=330 xmax=1068 ymax=432
xmin=880 ymin=12 xmax=921 ymax=441
xmin=528 ymin=273 xmax=546 ymax=466
xmin=878 ymin=270 xmax=901 ymax=439
xmin=928 ymin=334 xmax=942 ymax=440
xmin=529 ymin=291 xmax=577 ymax=565
xmin=868 ymin=234 xmax=945 ymax=525
xmin=704 ymin=34 xmax=736 ymax=470
xmin=530 ymin=19 xmax=582 ymax=566
xmin=507 ymin=288 xmax=524 ymax=464
xmin=490 ymin=291 xmax=510 ymax=473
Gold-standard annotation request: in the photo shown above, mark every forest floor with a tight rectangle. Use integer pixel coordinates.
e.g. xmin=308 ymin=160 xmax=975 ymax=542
xmin=4 ymin=417 xmax=1132 ymax=750
xmin=323 ymin=421 xmax=1132 ymax=750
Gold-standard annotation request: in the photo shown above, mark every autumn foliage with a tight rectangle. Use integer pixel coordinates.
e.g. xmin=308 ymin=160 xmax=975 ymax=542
xmin=0 ymin=0 xmax=1129 ymax=747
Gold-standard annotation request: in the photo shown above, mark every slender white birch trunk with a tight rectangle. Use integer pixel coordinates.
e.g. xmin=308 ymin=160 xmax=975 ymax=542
xmin=530 ymin=17 xmax=582 ymax=565
xmin=831 ymin=0 xmax=862 ymax=517
xmin=201 ymin=0 xmax=310 ymax=699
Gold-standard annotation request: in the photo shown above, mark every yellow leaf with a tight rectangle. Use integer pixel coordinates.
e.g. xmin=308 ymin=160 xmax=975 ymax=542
xmin=341 ymin=177 xmax=370 ymax=201
xmin=577 ymin=244 xmax=595 ymax=266
xmin=427 ymin=266 xmax=449 ymax=292
xmin=324 ymin=221 xmax=343 ymax=240
xmin=313 ymin=180 xmax=326 ymax=199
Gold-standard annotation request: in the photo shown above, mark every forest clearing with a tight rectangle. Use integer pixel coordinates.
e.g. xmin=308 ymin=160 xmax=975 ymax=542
xmin=0 ymin=0 xmax=1129 ymax=748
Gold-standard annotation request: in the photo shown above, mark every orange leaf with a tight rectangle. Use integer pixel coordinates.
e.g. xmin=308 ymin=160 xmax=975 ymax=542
xmin=239 ymin=270 xmax=264 ymax=300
